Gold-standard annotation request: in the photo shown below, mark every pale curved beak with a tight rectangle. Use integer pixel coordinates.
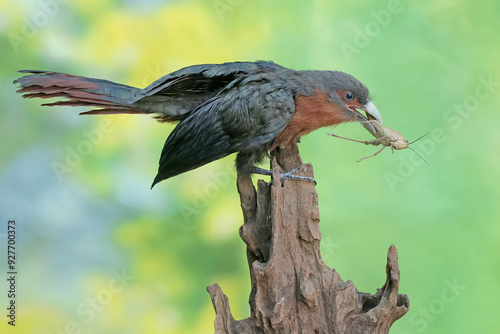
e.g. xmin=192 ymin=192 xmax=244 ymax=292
xmin=363 ymin=101 xmax=382 ymax=124
xmin=352 ymin=100 xmax=383 ymax=137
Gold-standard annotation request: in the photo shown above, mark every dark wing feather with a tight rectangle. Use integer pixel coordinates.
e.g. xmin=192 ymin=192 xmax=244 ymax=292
xmin=151 ymin=96 xmax=231 ymax=187
xmin=223 ymin=82 xmax=296 ymax=152
xmin=132 ymin=61 xmax=284 ymax=121
xmin=151 ymin=76 xmax=295 ymax=187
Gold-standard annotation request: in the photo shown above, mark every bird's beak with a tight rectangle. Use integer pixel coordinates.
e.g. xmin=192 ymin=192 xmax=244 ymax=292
xmin=362 ymin=101 xmax=382 ymax=124
xmin=351 ymin=100 xmax=383 ymax=136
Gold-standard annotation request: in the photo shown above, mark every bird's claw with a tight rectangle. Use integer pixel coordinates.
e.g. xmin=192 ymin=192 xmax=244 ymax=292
xmin=253 ymin=166 xmax=316 ymax=186
xmin=277 ymin=172 xmax=317 ymax=185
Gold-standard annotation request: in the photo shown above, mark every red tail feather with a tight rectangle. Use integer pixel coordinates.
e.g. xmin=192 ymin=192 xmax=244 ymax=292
xmin=14 ymin=71 xmax=146 ymax=115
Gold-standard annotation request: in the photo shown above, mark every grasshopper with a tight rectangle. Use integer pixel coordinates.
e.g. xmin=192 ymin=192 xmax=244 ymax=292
xmin=329 ymin=120 xmax=425 ymax=163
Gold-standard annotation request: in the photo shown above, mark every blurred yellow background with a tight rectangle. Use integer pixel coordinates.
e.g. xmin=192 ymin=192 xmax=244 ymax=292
xmin=1 ymin=0 xmax=499 ymax=333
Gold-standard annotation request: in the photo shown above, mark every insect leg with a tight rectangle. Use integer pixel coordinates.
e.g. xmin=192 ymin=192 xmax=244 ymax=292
xmin=357 ymin=145 xmax=387 ymax=162
xmin=328 ymin=133 xmax=387 ymax=146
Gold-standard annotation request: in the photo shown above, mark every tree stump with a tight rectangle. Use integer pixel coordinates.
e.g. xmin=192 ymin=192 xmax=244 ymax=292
xmin=207 ymin=143 xmax=409 ymax=333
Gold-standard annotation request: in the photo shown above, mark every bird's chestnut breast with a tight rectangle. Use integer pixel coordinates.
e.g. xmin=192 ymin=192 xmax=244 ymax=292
xmin=271 ymin=90 xmax=349 ymax=150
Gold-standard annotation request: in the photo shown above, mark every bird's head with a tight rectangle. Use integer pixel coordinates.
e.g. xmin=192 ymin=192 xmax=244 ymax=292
xmin=325 ymin=71 xmax=382 ymax=135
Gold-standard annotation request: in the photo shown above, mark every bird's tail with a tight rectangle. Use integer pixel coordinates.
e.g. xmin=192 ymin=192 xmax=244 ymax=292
xmin=14 ymin=70 xmax=147 ymax=115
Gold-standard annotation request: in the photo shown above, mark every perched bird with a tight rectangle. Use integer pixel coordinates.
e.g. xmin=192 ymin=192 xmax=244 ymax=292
xmin=14 ymin=61 xmax=382 ymax=187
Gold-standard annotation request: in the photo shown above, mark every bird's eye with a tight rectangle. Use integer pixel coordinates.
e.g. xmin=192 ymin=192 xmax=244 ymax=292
xmin=344 ymin=91 xmax=355 ymax=101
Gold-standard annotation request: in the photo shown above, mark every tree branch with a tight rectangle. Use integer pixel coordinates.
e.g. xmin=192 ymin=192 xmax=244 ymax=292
xmin=207 ymin=143 xmax=409 ymax=333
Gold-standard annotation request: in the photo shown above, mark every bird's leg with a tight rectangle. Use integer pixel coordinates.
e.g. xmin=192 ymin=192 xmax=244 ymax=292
xmin=251 ymin=167 xmax=317 ymax=184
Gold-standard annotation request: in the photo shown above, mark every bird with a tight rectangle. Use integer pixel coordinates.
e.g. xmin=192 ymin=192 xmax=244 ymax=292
xmin=14 ymin=61 xmax=383 ymax=188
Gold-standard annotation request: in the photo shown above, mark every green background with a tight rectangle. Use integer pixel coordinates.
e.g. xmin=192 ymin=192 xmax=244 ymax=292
xmin=1 ymin=0 xmax=499 ymax=333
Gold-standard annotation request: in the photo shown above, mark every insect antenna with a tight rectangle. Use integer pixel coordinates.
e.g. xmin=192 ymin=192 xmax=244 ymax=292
xmin=407 ymin=146 xmax=429 ymax=165
xmin=409 ymin=132 xmax=429 ymax=145
xmin=407 ymin=132 xmax=430 ymax=165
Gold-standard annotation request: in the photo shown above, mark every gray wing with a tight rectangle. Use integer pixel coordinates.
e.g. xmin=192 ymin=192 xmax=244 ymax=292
xmin=132 ymin=61 xmax=284 ymax=120
xmin=151 ymin=79 xmax=295 ymax=186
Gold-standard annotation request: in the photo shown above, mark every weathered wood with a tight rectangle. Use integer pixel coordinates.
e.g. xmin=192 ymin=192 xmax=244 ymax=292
xmin=207 ymin=143 xmax=409 ymax=333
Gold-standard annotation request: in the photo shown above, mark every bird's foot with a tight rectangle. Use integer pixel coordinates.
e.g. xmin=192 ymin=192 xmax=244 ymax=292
xmin=252 ymin=167 xmax=316 ymax=185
